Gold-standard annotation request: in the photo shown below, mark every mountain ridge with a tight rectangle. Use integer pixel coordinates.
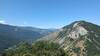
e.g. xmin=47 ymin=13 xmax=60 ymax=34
xmin=0 ymin=23 xmax=56 ymax=53
xmin=40 ymin=20 xmax=100 ymax=56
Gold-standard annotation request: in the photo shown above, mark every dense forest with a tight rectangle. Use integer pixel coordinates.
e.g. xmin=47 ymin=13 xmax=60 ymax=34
xmin=2 ymin=41 xmax=67 ymax=56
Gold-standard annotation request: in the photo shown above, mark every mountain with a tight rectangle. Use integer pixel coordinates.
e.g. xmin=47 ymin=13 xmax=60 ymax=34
xmin=41 ymin=21 xmax=100 ymax=56
xmin=20 ymin=27 xmax=56 ymax=35
xmin=0 ymin=23 xmax=56 ymax=53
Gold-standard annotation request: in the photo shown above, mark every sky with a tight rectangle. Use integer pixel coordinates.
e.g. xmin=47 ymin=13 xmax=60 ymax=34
xmin=0 ymin=0 xmax=100 ymax=28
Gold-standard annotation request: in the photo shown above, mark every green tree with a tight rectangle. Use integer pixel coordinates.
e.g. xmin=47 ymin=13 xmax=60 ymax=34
xmin=2 ymin=41 xmax=67 ymax=56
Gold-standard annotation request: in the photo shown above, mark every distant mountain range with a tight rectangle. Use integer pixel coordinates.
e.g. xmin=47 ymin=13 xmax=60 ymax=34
xmin=0 ymin=23 xmax=56 ymax=53
xmin=41 ymin=21 xmax=100 ymax=56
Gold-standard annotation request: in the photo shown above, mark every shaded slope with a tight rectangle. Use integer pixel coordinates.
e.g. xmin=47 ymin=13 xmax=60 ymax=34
xmin=0 ymin=23 xmax=55 ymax=53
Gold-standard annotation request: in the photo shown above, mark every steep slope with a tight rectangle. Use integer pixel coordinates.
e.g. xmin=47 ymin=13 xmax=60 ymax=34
xmin=0 ymin=24 xmax=55 ymax=53
xmin=41 ymin=21 xmax=100 ymax=56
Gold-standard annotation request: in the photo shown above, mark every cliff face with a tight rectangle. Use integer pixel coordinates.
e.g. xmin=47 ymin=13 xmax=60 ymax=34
xmin=41 ymin=21 xmax=100 ymax=56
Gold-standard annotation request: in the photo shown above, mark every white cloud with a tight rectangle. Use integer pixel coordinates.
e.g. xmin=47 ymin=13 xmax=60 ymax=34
xmin=0 ymin=20 xmax=7 ymax=24
xmin=19 ymin=21 xmax=28 ymax=26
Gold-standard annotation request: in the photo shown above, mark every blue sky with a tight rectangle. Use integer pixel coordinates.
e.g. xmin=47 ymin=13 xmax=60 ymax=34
xmin=0 ymin=0 xmax=100 ymax=28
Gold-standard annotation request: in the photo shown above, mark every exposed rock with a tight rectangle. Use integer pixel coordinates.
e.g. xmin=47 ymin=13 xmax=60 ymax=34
xmin=41 ymin=21 xmax=100 ymax=56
